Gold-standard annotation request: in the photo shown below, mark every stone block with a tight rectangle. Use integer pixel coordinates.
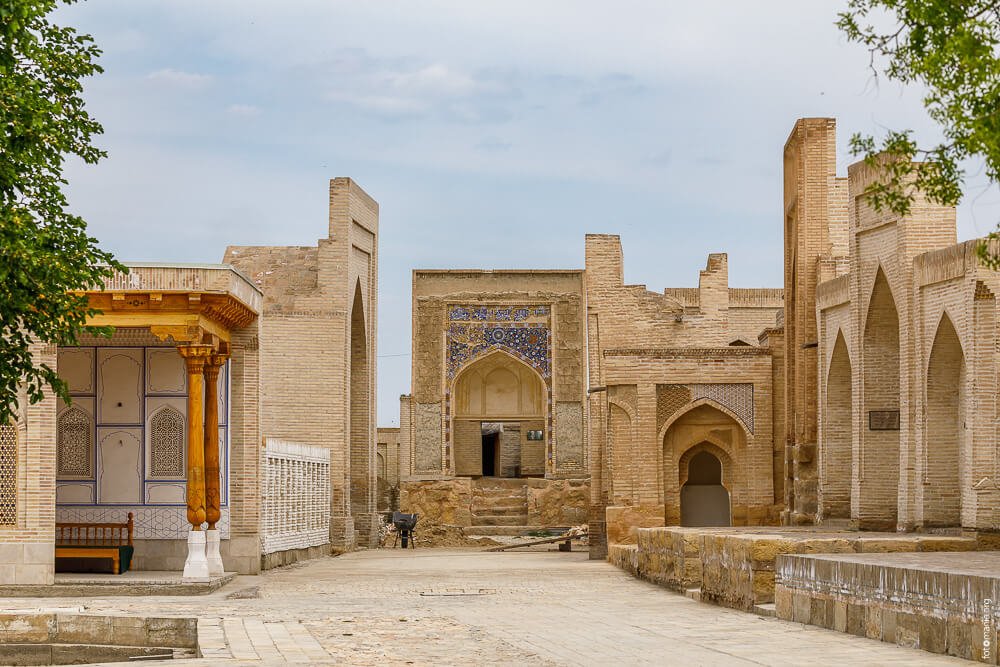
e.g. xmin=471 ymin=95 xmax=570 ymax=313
xmin=774 ymin=585 xmax=792 ymax=620
xmin=14 ymin=563 xmax=51 ymax=585
xmin=882 ymin=609 xmax=897 ymax=644
xmin=0 ymin=543 xmax=23 ymax=564
xmin=833 ymin=601 xmax=848 ymax=633
xmin=919 ymin=614 xmax=948 ymax=654
xmin=0 ymin=613 xmax=55 ymax=642
xmin=21 ymin=542 xmax=54 ymax=565
xmin=0 ymin=643 xmax=51 ymax=664
xmin=864 ymin=604 xmax=882 ymax=640
xmin=792 ymin=592 xmax=811 ymax=624
xmin=895 ymin=612 xmax=920 ymax=649
xmin=55 ymin=614 xmax=112 ymax=644
xmin=846 ymin=603 xmax=866 ymax=637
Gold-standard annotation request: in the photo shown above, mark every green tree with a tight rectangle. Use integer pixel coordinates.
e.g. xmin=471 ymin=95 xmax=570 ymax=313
xmin=837 ymin=1 xmax=1000 ymax=265
xmin=0 ymin=0 xmax=124 ymax=423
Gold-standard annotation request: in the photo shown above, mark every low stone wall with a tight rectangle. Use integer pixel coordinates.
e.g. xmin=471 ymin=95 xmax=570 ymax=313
xmin=608 ymin=544 xmax=638 ymax=576
xmin=399 ymin=479 xmax=474 ymax=526
xmin=400 ymin=478 xmax=589 ymax=528
xmin=776 ymin=552 xmax=1000 ymax=663
xmin=526 ymin=479 xmax=589 ymax=525
xmin=607 ymin=526 xmax=979 ymax=613
xmin=605 ymin=505 xmax=664 ymax=545
xmin=0 ymin=611 xmax=198 ymax=648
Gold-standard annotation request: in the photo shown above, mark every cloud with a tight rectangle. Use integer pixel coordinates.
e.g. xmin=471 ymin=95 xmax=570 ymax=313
xmin=475 ymin=137 xmax=513 ymax=152
xmin=226 ymin=104 xmax=261 ymax=117
xmin=145 ymin=68 xmax=212 ymax=88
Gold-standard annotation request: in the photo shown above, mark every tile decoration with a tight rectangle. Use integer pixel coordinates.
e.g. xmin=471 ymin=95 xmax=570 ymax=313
xmin=658 ymin=383 xmax=754 ymax=434
xmin=55 ymin=505 xmax=231 ymax=540
xmin=447 ymin=304 xmax=552 ymax=380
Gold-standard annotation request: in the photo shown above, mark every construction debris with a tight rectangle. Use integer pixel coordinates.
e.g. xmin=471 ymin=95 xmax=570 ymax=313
xmin=484 ymin=525 xmax=588 ymax=552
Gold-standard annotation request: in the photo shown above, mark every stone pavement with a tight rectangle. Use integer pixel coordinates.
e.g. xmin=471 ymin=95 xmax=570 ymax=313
xmin=3 ymin=548 xmax=970 ymax=665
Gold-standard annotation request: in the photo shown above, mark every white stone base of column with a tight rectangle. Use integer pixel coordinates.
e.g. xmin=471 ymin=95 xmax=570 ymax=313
xmin=205 ymin=528 xmax=225 ymax=576
xmin=182 ymin=530 xmax=210 ymax=582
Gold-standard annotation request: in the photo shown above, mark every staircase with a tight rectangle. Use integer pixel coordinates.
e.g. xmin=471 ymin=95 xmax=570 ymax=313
xmin=470 ymin=478 xmax=530 ymax=535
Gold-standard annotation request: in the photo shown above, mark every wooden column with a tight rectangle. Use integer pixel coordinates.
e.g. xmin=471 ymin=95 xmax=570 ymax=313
xmin=178 ymin=345 xmax=213 ymax=530
xmin=203 ymin=354 xmax=227 ymax=530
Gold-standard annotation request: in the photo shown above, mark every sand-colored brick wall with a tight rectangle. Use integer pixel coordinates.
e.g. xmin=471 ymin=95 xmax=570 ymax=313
xmin=782 ymin=117 xmax=848 ymax=524
xmin=586 ymin=235 xmax=783 ymax=556
xmin=410 ymin=270 xmax=586 ymax=480
xmin=225 ymin=177 xmax=379 ymax=549
xmin=0 ymin=343 xmax=58 ymax=585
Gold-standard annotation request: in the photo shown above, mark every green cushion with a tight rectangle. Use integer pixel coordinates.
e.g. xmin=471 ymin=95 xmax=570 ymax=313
xmin=55 ymin=545 xmax=134 ymax=574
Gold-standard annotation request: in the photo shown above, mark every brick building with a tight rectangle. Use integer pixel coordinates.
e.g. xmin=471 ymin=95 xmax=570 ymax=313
xmin=0 ymin=178 xmax=379 ymax=586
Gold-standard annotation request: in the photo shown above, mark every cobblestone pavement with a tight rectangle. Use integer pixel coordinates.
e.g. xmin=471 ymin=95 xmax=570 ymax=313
xmin=6 ymin=548 xmax=969 ymax=665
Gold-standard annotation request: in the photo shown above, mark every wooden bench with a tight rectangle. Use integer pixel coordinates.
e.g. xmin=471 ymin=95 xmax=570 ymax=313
xmin=55 ymin=513 xmax=134 ymax=574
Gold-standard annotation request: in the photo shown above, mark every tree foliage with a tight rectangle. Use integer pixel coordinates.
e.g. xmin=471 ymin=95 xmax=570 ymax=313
xmin=0 ymin=0 xmax=124 ymax=423
xmin=837 ymin=1 xmax=1000 ymax=265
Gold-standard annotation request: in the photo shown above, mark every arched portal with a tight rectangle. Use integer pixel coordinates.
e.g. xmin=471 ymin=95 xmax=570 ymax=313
xmin=820 ymin=331 xmax=852 ymax=519
xmin=924 ymin=313 xmax=964 ymax=527
xmin=860 ymin=268 xmax=900 ymax=527
xmin=452 ymin=351 xmax=546 ymax=477
xmin=349 ymin=282 xmax=372 ymax=522
xmin=680 ymin=448 xmax=731 ymax=526
xmin=663 ymin=402 xmax=743 ymax=526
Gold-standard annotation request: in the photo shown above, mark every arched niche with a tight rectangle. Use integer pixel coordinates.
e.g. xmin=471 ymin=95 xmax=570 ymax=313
xmin=452 ymin=351 xmax=546 ymax=477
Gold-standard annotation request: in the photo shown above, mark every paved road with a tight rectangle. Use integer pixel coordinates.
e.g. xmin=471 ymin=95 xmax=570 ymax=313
xmin=10 ymin=548 xmax=968 ymax=665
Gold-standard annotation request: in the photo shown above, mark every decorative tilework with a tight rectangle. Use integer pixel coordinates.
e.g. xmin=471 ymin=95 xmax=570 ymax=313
xmin=55 ymin=505 xmax=231 ymax=540
xmin=657 ymin=383 xmax=754 ymax=434
xmin=447 ymin=323 xmax=550 ymax=379
xmin=0 ymin=423 xmax=15 ymax=525
xmin=689 ymin=383 xmax=754 ymax=433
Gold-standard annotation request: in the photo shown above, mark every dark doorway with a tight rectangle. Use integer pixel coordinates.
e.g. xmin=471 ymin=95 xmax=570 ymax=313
xmin=481 ymin=432 xmax=498 ymax=476
xmin=680 ymin=449 xmax=731 ymax=527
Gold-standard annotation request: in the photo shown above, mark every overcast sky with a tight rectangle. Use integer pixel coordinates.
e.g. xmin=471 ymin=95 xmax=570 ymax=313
xmin=57 ymin=1 xmax=999 ymax=426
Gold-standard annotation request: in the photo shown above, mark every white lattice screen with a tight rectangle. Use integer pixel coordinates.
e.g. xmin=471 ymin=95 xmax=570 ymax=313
xmin=0 ymin=424 xmax=17 ymax=525
xmin=262 ymin=439 xmax=330 ymax=554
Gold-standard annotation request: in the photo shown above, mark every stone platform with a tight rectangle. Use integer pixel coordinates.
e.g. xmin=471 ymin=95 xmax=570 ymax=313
xmin=776 ymin=551 xmax=1000 ymax=663
xmin=0 ymin=571 xmax=237 ymax=597
xmin=608 ymin=526 xmax=977 ymax=613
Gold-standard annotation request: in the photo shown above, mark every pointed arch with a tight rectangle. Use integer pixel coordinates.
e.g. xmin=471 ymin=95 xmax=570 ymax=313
xmin=860 ymin=265 xmax=900 ymax=528
xmin=657 ymin=397 xmax=751 ymax=444
xmin=452 ymin=350 xmax=546 ymax=477
xmin=349 ymin=278 xmax=373 ymax=524
xmin=679 ymin=443 xmax=732 ymax=527
xmin=923 ymin=312 xmax=965 ymax=527
xmin=820 ymin=329 xmax=851 ymax=519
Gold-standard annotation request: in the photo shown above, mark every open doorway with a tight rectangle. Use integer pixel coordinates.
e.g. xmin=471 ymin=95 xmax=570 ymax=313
xmin=680 ymin=449 xmax=731 ymax=527
xmin=481 ymin=423 xmax=500 ymax=477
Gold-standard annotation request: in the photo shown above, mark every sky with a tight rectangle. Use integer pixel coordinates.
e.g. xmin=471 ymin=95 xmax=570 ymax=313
xmin=56 ymin=1 xmax=999 ymax=427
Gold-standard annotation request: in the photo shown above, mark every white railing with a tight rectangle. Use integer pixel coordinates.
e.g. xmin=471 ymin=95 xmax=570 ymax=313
xmin=261 ymin=439 xmax=330 ymax=555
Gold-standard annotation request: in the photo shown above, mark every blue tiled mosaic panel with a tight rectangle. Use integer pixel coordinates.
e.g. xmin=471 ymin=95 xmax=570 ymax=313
xmin=447 ymin=324 xmax=550 ymax=379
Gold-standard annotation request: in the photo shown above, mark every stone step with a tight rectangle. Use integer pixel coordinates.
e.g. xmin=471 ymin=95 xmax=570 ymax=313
xmin=471 ymin=514 xmax=530 ymax=526
xmin=472 ymin=506 xmax=527 ymax=517
xmin=753 ymin=603 xmax=776 ymax=618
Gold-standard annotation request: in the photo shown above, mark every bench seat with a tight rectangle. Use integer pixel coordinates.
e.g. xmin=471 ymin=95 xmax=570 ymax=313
xmin=55 ymin=544 xmax=134 ymax=575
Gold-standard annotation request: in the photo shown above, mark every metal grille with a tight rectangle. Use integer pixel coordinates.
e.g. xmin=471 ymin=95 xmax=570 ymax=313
xmin=262 ymin=439 xmax=331 ymax=554
xmin=0 ymin=424 xmax=17 ymax=525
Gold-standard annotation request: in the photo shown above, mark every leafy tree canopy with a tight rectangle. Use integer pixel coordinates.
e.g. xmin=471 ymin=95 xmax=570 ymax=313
xmin=0 ymin=0 xmax=124 ymax=423
xmin=838 ymin=1 xmax=1000 ymax=265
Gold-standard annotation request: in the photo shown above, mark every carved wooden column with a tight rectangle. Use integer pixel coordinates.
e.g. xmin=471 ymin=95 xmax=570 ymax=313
xmin=203 ymin=353 xmax=227 ymax=575
xmin=178 ymin=344 xmax=212 ymax=581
